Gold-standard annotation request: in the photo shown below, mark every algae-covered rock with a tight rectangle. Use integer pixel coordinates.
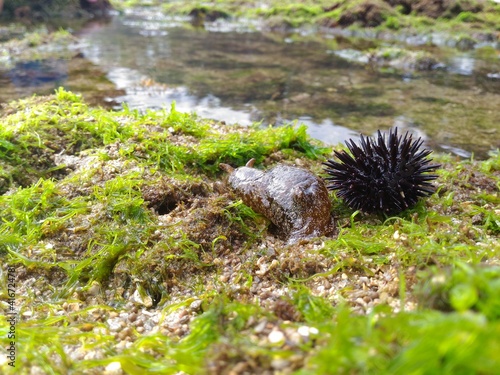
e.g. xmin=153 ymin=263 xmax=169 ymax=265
xmin=0 ymin=0 xmax=112 ymax=19
xmin=0 ymin=89 xmax=499 ymax=374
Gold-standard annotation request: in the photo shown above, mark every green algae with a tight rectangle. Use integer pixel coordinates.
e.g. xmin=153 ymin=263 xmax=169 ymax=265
xmin=0 ymin=89 xmax=499 ymax=374
xmin=77 ymin=19 xmax=498 ymax=157
xmin=3 ymin=16 xmax=499 ymax=158
xmin=0 ymin=28 xmax=74 ymax=67
xmin=131 ymin=0 xmax=500 ymax=35
xmin=0 ymin=0 xmax=97 ymax=22
xmin=0 ymin=88 xmax=328 ymax=292
xmin=0 ymin=7 xmax=497 ymax=374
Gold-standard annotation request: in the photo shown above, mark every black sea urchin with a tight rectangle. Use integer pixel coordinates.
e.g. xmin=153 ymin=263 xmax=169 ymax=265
xmin=323 ymin=128 xmax=440 ymax=214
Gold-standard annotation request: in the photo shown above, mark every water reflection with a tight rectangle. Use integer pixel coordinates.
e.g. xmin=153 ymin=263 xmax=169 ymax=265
xmin=0 ymin=49 xmax=125 ymax=108
xmin=7 ymin=59 xmax=68 ymax=87
xmin=0 ymin=58 xmax=69 ymax=100
xmin=448 ymin=55 xmax=476 ymax=76
xmin=1 ymin=11 xmax=497 ymax=158
xmin=74 ymin=15 xmax=500 ymax=158
xmin=106 ymin=66 xmax=254 ymax=124
xmin=298 ymin=117 xmax=358 ymax=146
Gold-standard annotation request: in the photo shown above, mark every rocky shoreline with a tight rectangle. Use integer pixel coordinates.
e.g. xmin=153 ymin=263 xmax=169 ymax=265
xmin=1 ymin=89 xmax=499 ymax=374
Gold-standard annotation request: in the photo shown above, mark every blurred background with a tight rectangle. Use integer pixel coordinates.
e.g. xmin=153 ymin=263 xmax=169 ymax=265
xmin=1 ymin=0 xmax=499 ymax=158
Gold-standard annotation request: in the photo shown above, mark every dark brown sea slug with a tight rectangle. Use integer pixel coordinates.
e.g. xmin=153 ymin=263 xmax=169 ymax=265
xmin=221 ymin=159 xmax=334 ymax=244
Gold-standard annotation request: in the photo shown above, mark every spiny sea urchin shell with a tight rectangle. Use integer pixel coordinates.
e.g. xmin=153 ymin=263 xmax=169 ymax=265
xmin=323 ymin=128 xmax=440 ymax=214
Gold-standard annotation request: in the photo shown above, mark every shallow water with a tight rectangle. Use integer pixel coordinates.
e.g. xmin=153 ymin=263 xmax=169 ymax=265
xmin=2 ymin=11 xmax=500 ymax=158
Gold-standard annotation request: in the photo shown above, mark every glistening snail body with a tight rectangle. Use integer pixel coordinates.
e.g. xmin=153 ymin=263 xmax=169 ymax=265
xmin=221 ymin=159 xmax=333 ymax=244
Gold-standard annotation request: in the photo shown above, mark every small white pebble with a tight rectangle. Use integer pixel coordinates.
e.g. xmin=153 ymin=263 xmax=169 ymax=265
xmin=268 ymin=330 xmax=285 ymax=344
xmin=355 ymin=297 xmax=367 ymax=307
xmin=107 ymin=317 xmax=124 ymax=332
xmin=189 ymin=299 xmax=202 ymax=311
xmin=297 ymin=326 xmax=311 ymax=337
xmin=255 ymin=264 xmax=268 ymax=276
xmin=129 ymin=289 xmax=153 ymax=307
xmin=298 ymin=325 xmax=319 ymax=337
xmin=269 ymin=259 xmax=279 ymax=271
xmin=104 ymin=361 xmax=123 ymax=375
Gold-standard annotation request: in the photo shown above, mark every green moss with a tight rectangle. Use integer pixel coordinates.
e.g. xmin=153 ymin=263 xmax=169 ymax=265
xmin=0 ymin=89 xmax=133 ymax=193
xmin=0 ymin=87 xmax=328 ymax=290
xmin=292 ymin=285 xmax=336 ymax=323
xmin=0 ymin=89 xmax=499 ymax=373
xmin=456 ymin=11 xmax=477 ymax=23
xmin=131 ymin=0 xmax=500 ymax=36
xmin=255 ymin=3 xmax=324 ymax=27
xmin=0 ymin=27 xmax=75 ymax=67
xmin=384 ymin=15 xmax=402 ymax=30
xmin=415 ymin=263 xmax=500 ymax=319
xmin=303 ymin=307 xmax=500 ymax=374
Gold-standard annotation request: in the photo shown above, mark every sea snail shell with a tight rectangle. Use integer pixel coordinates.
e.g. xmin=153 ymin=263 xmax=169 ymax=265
xmin=220 ymin=159 xmax=334 ymax=244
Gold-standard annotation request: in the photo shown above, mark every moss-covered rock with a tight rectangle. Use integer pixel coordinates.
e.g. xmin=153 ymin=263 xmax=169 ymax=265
xmin=0 ymin=89 xmax=499 ymax=373
xmin=0 ymin=0 xmax=112 ymax=20
xmin=148 ymin=0 xmax=500 ymax=34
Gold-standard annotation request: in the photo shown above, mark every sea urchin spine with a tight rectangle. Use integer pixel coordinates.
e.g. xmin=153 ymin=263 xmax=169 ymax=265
xmin=323 ymin=128 xmax=440 ymax=214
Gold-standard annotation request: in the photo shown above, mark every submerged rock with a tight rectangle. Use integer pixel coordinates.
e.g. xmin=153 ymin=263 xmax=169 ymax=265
xmin=221 ymin=159 xmax=334 ymax=244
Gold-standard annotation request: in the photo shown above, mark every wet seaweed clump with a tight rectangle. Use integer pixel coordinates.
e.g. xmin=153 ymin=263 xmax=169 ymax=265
xmin=323 ymin=128 xmax=440 ymax=214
